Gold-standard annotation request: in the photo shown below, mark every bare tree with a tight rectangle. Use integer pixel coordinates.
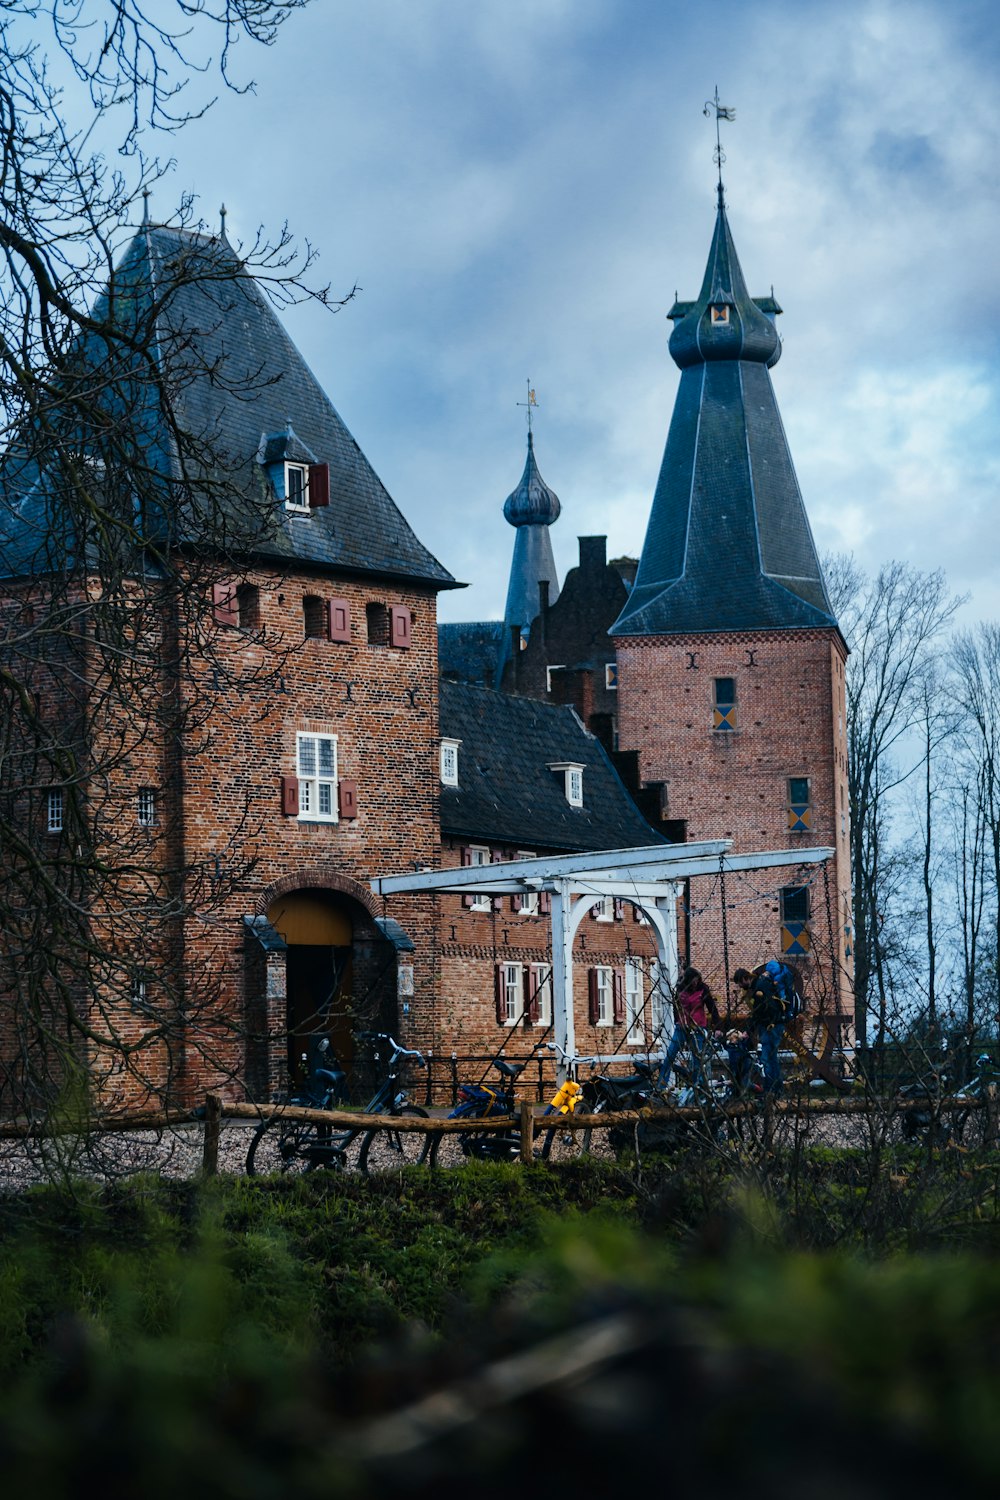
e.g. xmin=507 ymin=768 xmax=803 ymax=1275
xmin=951 ymin=624 xmax=1000 ymax=1040
xmin=825 ymin=555 xmax=962 ymax=1062
xmin=0 ymin=2 xmax=352 ymax=1129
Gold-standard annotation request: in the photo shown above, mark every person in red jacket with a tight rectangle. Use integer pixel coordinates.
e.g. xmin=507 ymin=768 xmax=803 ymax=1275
xmin=658 ymin=966 xmax=721 ymax=1090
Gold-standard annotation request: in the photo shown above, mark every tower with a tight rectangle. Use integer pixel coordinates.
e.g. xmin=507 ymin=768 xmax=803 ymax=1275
xmin=499 ymin=428 xmax=561 ymax=680
xmin=612 ymin=186 xmax=853 ymax=1033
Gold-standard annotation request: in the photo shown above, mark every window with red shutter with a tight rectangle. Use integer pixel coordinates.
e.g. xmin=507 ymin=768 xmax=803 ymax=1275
xmin=389 ymin=605 xmax=412 ymax=649
xmin=613 ymin=898 xmax=624 ymax=921
xmin=494 ymin=964 xmax=505 ymax=1024
xmin=613 ymin=970 xmax=625 ymax=1024
xmin=213 ymin=582 xmax=238 ymax=628
xmin=460 ymin=846 xmax=474 ymax=908
xmin=539 ymin=890 xmax=551 ymax=915
xmin=587 ymin=968 xmax=599 ymax=1025
xmin=308 ymin=463 xmax=330 ymax=508
xmin=526 ymin=968 xmax=539 ymax=1025
xmin=327 ymin=597 xmax=351 ymax=643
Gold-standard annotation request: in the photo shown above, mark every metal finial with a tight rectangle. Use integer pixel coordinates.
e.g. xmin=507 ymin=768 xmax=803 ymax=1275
xmin=516 ymin=379 xmax=539 ymax=435
xmin=141 ymin=187 xmax=151 ymax=225
xmin=219 ymin=203 xmax=227 ymax=238
xmin=703 ymin=86 xmax=735 ymax=203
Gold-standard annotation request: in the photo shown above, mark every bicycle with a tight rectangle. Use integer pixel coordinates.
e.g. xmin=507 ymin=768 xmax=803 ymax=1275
xmin=245 ymin=1031 xmax=428 ymax=1176
xmin=427 ymin=1055 xmax=584 ymax=1168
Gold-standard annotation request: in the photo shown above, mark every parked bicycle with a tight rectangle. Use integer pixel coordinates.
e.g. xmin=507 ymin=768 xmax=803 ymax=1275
xmin=245 ymin=1032 xmax=428 ymax=1176
xmin=427 ymin=1056 xmax=583 ymax=1168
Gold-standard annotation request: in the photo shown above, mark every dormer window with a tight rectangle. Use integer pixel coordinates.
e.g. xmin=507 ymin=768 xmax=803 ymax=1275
xmin=440 ymin=739 xmax=460 ymax=787
xmin=285 ymin=463 xmax=309 ymax=511
xmin=549 ymin=762 xmax=584 ymax=807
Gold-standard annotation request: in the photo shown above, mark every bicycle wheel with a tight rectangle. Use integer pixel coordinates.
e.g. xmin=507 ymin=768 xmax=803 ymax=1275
xmin=358 ymin=1106 xmax=430 ymax=1174
xmin=428 ymin=1125 xmax=467 ymax=1170
xmin=246 ymin=1117 xmax=323 ymax=1177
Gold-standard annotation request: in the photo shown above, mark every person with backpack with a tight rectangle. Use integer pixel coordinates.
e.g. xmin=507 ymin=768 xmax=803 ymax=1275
xmin=658 ymin=965 xmax=721 ymax=1091
xmin=732 ymin=962 xmax=790 ymax=1097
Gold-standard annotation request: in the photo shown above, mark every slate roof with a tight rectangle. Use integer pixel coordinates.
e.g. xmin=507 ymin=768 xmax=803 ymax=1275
xmin=438 ymin=620 xmax=506 ymax=687
xmin=439 ymin=679 xmax=664 ymax=851
xmin=0 ymin=224 xmax=457 ymax=590
xmin=612 ymin=197 xmax=837 ymax=639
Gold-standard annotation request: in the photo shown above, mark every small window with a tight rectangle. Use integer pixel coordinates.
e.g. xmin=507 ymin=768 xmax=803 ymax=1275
xmin=285 ymin=463 xmax=309 ymax=511
xmin=545 ymin=665 xmax=566 ymax=694
xmin=498 ymin=962 xmax=522 ymax=1026
xmin=567 ymin=768 xmax=583 ymax=806
xmin=297 ymin=732 xmax=338 ymax=822
xmin=625 ymin=959 xmax=645 ymax=1046
xmin=464 ymin=845 xmax=490 ymax=912
xmin=713 ymin=677 xmax=737 ymax=732
xmin=788 ymin=776 xmax=812 ymax=833
xmin=303 ymin=595 xmax=326 ymax=640
xmin=440 ymin=740 xmax=460 ymax=787
xmin=366 ymin=602 xmax=390 ymax=646
xmin=47 ymin=788 xmax=64 ymax=833
xmin=594 ymin=895 xmax=614 ymax=922
xmin=131 ymin=971 xmax=153 ymax=1015
xmin=605 ymin=662 xmax=618 ymax=690
xmin=236 ymin=584 xmax=259 ymax=630
xmin=530 ymin=963 xmax=552 ymax=1027
xmin=590 ymin=966 xmax=613 ymax=1027
xmin=781 ymin=885 xmax=811 ymax=955
xmin=517 ymin=852 xmax=537 ymax=913
xmin=137 ymin=788 xmax=157 ymax=827
xmin=711 ymin=304 xmax=731 ymax=325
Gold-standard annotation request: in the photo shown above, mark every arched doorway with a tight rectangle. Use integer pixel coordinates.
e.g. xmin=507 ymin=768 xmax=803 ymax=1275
xmin=267 ymin=889 xmax=354 ymax=1076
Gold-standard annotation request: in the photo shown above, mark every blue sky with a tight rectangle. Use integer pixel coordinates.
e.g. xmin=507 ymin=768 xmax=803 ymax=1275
xmin=137 ymin=0 xmax=1000 ymax=626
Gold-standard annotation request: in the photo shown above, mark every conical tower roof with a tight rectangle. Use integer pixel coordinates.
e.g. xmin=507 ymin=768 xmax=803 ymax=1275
xmin=612 ymin=195 xmax=836 ymax=637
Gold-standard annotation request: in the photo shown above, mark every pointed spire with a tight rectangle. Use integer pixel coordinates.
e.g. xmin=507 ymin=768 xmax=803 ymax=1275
xmin=219 ymin=203 xmax=229 ymax=242
xmin=612 ymin=201 xmax=836 ymax=640
xmin=141 ymin=187 xmax=151 ymax=225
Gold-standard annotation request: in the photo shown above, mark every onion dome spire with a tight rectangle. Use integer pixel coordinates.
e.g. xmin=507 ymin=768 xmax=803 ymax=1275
xmin=503 ymin=429 xmax=562 ymax=528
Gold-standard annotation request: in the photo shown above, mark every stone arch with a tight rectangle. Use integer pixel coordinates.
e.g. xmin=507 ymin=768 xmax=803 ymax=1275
xmin=257 ymin=862 xmax=383 ymax=922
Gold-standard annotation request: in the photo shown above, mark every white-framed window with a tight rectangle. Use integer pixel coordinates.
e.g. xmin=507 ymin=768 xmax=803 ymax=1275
xmin=517 ymin=851 xmax=537 ymax=913
xmin=594 ymin=895 xmax=614 ymax=922
xmin=440 ymin=739 xmax=460 ymax=787
xmin=625 ymin=958 xmax=645 ymax=1046
xmin=500 ymin=962 xmax=522 ymax=1026
xmin=605 ymin=662 xmax=618 ymax=690
xmin=648 ymin=960 xmax=670 ymax=1048
xmin=545 ymin=665 xmax=565 ymax=693
xmin=594 ymin=965 xmax=612 ymax=1026
xmin=297 ymin=732 xmax=338 ymax=821
xmin=467 ymin=844 xmax=490 ymax=911
xmin=137 ymin=788 xmax=157 ymax=827
xmin=530 ymin=963 xmax=552 ymax=1027
xmin=131 ymin=971 xmax=152 ymax=1014
xmin=47 ymin=788 xmax=64 ymax=833
xmin=549 ymin=762 xmax=584 ymax=807
xmin=285 ymin=462 xmax=309 ymax=511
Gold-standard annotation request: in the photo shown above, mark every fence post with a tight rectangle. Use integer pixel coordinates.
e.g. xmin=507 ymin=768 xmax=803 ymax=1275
xmin=520 ymin=1099 xmax=534 ymax=1165
xmin=202 ymin=1093 xmax=222 ymax=1175
xmin=986 ymin=1084 xmax=999 ymax=1147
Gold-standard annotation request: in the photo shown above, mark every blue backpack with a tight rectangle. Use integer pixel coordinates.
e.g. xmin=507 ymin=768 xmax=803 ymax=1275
xmin=764 ymin=960 xmax=803 ymax=1020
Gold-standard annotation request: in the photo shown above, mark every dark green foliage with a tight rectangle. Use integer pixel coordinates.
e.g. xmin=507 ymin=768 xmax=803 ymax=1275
xmin=1 ymin=1159 xmax=1000 ymax=1492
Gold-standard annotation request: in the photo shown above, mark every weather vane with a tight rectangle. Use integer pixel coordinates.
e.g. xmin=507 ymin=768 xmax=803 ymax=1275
xmin=516 ymin=380 xmax=538 ymax=434
xmin=703 ymin=86 xmax=735 ymax=201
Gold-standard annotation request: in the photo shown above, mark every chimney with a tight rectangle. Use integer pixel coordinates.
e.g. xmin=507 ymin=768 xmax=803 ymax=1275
xmin=579 ymin=536 xmax=607 ymax=574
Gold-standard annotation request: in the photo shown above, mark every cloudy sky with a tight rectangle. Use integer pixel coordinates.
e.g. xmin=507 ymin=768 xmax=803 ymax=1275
xmin=131 ymin=0 xmax=1000 ymax=626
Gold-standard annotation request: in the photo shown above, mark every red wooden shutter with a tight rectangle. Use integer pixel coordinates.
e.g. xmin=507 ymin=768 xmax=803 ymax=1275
xmin=491 ymin=849 xmax=504 ymax=911
xmin=613 ymin=969 xmax=625 ymax=1025
xmin=539 ymin=890 xmax=551 ymax=915
xmin=587 ymin=968 xmax=599 ymax=1025
xmin=495 ymin=964 xmax=506 ymax=1024
xmin=389 ymin=605 xmax=412 ymax=649
xmin=461 ymin=846 xmax=474 ymax=908
xmin=327 ymin=597 xmax=351 ymax=642
xmin=307 ymin=463 xmax=330 ymax=508
xmin=338 ymin=779 xmax=358 ymax=819
xmin=280 ymin=775 xmax=299 ymax=817
xmin=213 ymin=582 xmax=238 ymax=628
xmin=510 ymin=894 xmax=520 ymax=914
xmin=526 ymin=969 xmax=539 ymax=1024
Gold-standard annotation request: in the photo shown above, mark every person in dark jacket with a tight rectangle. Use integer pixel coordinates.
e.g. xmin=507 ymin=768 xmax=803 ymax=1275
xmin=659 ymin=966 xmax=721 ymax=1090
xmin=733 ymin=965 xmax=785 ymax=1096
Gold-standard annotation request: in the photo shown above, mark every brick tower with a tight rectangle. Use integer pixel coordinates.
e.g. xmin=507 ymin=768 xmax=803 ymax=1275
xmin=611 ymin=185 xmax=853 ymax=1036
